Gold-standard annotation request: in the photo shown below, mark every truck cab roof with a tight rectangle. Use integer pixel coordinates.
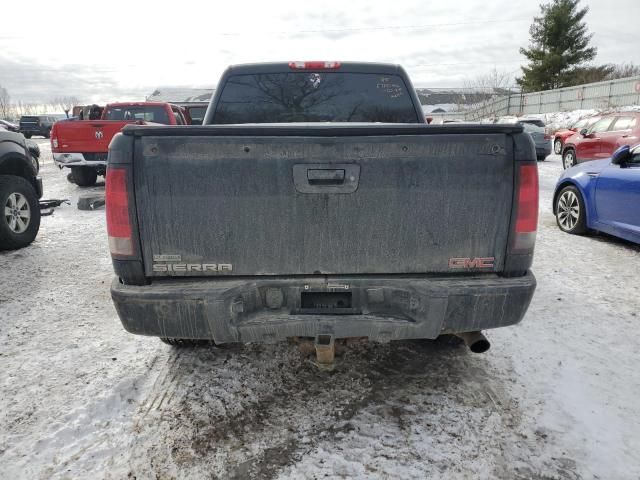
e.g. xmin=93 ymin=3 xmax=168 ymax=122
xmin=204 ymin=61 xmax=425 ymax=125
xmin=106 ymin=102 xmax=179 ymax=108
xmin=223 ymin=61 xmax=406 ymax=75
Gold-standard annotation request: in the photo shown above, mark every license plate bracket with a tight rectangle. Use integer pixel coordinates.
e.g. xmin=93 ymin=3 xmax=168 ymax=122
xmin=297 ymin=291 xmax=359 ymax=315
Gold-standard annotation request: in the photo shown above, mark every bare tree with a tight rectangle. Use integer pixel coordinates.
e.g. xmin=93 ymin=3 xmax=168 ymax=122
xmin=464 ymin=68 xmax=513 ymax=95
xmin=16 ymin=101 xmax=38 ymax=116
xmin=606 ymin=63 xmax=640 ymax=80
xmin=0 ymin=85 xmax=10 ymax=120
xmin=51 ymin=96 xmax=81 ymax=118
xmin=463 ymin=68 xmax=515 ymax=120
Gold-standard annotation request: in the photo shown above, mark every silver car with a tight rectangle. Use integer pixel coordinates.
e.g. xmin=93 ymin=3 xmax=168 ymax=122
xmin=521 ymin=122 xmax=551 ymax=161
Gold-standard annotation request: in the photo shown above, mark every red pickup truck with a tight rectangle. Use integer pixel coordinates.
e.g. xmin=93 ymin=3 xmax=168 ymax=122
xmin=51 ymin=102 xmax=189 ymax=186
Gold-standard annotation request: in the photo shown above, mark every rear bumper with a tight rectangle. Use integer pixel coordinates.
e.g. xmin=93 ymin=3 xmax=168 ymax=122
xmin=20 ymin=128 xmax=46 ymax=135
xmin=53 ymin=152 xmax=107 ymax=168
xmin=111 ymin=272 xmax=536 ymax=343
xmin=536 ymin=145 xmax=551 ymax=157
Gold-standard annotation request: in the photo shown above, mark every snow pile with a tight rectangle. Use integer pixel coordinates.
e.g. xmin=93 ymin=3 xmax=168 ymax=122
xmin=421 ymin=103 xmax=459 ymax=114
xmin=522 ymin=110 xmax=599 ymax=130
xmin=483 ymin=105 xmax=640 ymax=132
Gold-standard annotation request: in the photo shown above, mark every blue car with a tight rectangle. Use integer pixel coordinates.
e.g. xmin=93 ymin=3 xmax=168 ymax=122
xmin=553 ymin=144 xmax=640 ymax=244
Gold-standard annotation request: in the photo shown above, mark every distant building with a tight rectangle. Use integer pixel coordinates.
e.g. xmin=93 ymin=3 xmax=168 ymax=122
xmin=146 ymin=87 xmax=215 ymax=103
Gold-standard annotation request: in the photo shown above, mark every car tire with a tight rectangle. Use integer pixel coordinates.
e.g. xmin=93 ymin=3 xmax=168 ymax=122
xmin=160 ymin=338 xmax=215 ymax=347
xmin=44 ymin=129 xmax=51 ymax=139
xmin=0 ymin=175 xmax=41 ymax=250
xmin=555 ymin=186 xmax=587 ymax=235
xmin=32 ymin=156 xmax=40 ymax=174
xmin=537 ymin=154 xmax=546 ymax=161
xmin=562 ymin=149 xmax=577 ymax=170
xmin=554 ymin=138 xmax=563 ymax=155
xmin=24 ymin=133 xmax=32 ymax=139
xmin=71 ymin=167 xmax=98 ymax=187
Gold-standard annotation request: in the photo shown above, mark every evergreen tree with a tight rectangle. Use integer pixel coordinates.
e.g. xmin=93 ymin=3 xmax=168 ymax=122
xmin=517 ymin=0 xmax=597 ymax=92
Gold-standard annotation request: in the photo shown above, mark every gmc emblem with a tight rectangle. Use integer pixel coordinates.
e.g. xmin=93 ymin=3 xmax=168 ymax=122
xmin=95 ymin=130 xmax=104 ymax=139
xmin=449 ymin=257 xmax=495 ymax=269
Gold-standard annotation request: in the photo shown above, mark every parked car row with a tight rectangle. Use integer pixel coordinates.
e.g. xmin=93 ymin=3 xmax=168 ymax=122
xmin=480 ymin=112 xmax=640 ymax=246
xmin=553 ymin=116 xmax=600 ymax=154
xmin=559 ymin=112 xmax=640 ymax=170
xmin=554 ymin=144 xmax=640 ymax=244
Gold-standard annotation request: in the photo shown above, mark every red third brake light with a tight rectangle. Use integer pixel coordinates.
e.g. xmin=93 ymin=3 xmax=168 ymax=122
xmin=106 ymin=167 xmax=133 ymax=256
xmin=289 ymin=61 xmax=341 ymax=70
xmin=513 ymin=164 xmax=539 ymax=251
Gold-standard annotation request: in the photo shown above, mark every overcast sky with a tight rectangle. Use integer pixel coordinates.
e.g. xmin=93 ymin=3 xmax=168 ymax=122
xmin=1 ymin=0 xmax=639 ymax=103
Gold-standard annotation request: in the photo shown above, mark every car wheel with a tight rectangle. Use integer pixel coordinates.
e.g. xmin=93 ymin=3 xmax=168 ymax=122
xmin=554 ymin=138 xmax=563 ymax=155
xmin=562 ymin=149 xmax=576 ymax=170
xmin=71 ymin=167 xmax=98 ymax=187
xmin=0 ymin=175 xmax=41 ymax=250
xmin=24 ymin=133 xmax=32 ymax=139
xmin=31 ymin=156 xmax=40 ymax=174
xmin=555 ymin=186 xmax=587 ymax=234
xmin=44 ymin=129 xmax=51 ymax=139
xmin=160 ymin=338 xmax=215 ymax=347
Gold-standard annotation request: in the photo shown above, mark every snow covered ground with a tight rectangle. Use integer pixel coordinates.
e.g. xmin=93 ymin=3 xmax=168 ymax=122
xmin=1 ymin=140 xmax=640 ymax=479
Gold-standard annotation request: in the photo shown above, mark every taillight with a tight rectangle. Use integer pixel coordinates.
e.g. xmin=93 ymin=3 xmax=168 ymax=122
xmin=513 ymin=164 xmax=539 ymax=252
xmin=288 ymin=61 xmax=341 ymax=70
xmin=51 ymin=127 xmax=58 ymax=149
xmin=544 ymin=134 xmax=551 ymax=140
xmin=106 ymin=167 xmax=133 ymax=256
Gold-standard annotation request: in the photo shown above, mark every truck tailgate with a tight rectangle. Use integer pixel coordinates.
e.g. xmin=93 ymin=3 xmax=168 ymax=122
xmin=131 ymin=126 xmax=516 ymax=277
xmin=56 ymin=121 xmax=131 ymax=153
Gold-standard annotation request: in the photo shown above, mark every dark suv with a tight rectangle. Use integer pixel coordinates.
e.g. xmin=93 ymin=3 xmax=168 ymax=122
xmin=19 ymin=115 xmax=57 ymax=138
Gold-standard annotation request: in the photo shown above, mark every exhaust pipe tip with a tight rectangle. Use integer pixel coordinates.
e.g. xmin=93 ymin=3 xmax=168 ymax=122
xmin=455 ymin=331 xmax=490 ymax=353
xmin=469 ymin=337 xmax=490 ymax=354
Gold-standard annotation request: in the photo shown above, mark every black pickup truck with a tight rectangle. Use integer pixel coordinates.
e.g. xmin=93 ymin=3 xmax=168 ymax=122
xmin=107 ymin=62 xmax=538 ymax=354
xmin=0 ymin=130 xmax=42 ymax=249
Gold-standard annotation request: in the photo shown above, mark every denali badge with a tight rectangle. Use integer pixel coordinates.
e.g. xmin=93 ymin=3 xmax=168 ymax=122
xmin=153 ymin=263 xmax=233 ymax=273
xmin=449 ymin=257 xmax=495 ymax=269
xmin=153 ymin=254 xmax=182 ymax=261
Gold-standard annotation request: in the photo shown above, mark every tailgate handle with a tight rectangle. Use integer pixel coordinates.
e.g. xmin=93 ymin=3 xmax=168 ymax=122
xmin=307 ymin=169 xmax=345 ymax=185
xmin=293 ymin=163 xmax=360 ymax=194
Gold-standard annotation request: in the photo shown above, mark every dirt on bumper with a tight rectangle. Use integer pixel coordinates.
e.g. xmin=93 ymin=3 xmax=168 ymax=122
xmin=111 ymin=272 xmax=536 ymax=343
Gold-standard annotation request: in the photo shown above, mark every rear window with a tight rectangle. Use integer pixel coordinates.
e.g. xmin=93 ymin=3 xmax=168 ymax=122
xmin=104 ymin=106 xmax=171 ymax=124
xmin=522 ymin=123 xmax=544 ymax=133
xmin=212 ymin=72 xmax=419 ymax=124
xmin=21 ymin=116 xmax=39 ymax=122
xmin=187 ymin=106 xmax=207 ymax=125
